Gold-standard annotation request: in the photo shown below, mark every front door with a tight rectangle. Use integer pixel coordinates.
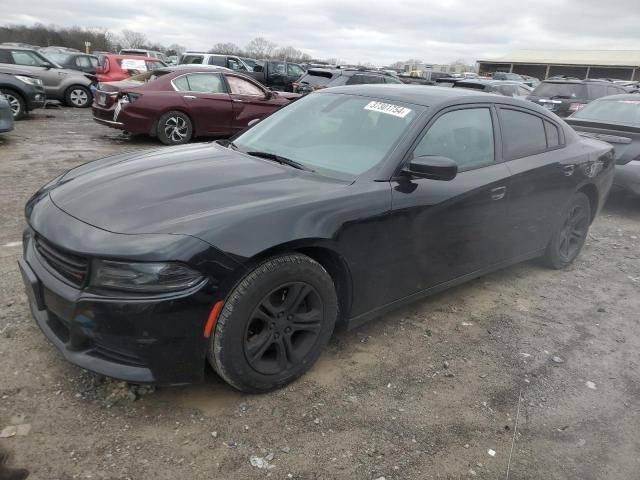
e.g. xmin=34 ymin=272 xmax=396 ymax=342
xmin=225 ymin=74 xmax=278 ymax=133
xmin=386 ymin=105 xmax=512 ymax=301
xmin=173 ymin=72 xmax=233 ymax=136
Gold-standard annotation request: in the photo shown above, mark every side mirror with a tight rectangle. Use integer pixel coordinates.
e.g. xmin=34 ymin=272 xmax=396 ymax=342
xmin=253 ymin=65 xmax=264 ymax=73
xmin=402 ymin=155 xmax=458 ymax=181
xmin=42 ymin=63 xmax=53 ymax=70
xmin=264 ymin=90 xmax=273 ymax=99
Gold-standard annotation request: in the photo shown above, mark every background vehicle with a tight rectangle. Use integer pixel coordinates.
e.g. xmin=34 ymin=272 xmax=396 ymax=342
xmin=28 ymin=86 xmax=614 ymax=392
xmin=292 ymin=67 xmax=403 ymax=94
xmin=566 ymin=94 xmax=640 ymax=196
xmin=453 ymin=79 xmax=532 ymax=98
xmin=119 ymin=49 xmax=167 ymax=62
xmin=0 ymin=46 xmax=94 ymax=107
xmin=527 ymin=78 xmax=628 ymax=117
xmin=92 ymin=66 xmax=299 ymax=145
xmin=492 ymin=71 xmax=536 ymax=87
xmin=43 ymin=52 xmax=98 ymax=74
xmin=178 ymin=52 xmax=254 ymax=71
xmin=95 ymin=54 xmax=167 ymax=82
xmin=250 ymin=60 xmax=305 ymax=91
xmin=0 ymin=93 xmax=14 ymax=133
xmin=0 ymin=67 xmax=46 ymax=119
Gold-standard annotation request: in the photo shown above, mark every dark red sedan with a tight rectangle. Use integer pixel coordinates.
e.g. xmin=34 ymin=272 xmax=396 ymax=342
xmin=92 ymin=66 xmax=299 ymax=145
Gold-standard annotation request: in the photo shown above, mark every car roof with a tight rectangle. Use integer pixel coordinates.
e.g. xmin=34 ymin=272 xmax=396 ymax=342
xmin=102 ymin=54 xmax=164 ymax=61
xmin=155 ymin=65 xmax=231 ymax=73
xmin=456 ymin=79 xmax=522 ymax=86
xmin=590 ymin=94 xmax=640 ymax=101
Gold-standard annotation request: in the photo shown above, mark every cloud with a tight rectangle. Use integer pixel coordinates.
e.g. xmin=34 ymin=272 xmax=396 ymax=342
xmin=3 ymin=0 xmax=640 ymax=64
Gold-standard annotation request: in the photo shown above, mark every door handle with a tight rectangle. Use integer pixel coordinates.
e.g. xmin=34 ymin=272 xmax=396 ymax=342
xmin=490 ymin=186 xmax=507 ymax=201
xmin=183 ymin=95 xmax=196 ymax=99
xmin=232 ymin=99 xmax=243 ymax=103
xmin=562 ymin=164 xmax=575 ymax=176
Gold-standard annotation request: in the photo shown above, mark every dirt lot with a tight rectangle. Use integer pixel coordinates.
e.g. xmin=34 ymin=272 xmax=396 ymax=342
xmin=0 ymin=108 xmax=639 ymax=480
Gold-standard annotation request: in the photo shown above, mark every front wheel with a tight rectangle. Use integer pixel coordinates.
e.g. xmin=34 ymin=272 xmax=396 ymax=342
xmin=156 ymin=111 xmax=193 ymax=145
xmin=208 ymin=254 xmax=338 ymax=393
xmin=542 ymin=192 xmax=591 ymax=269
xmin=65 ymin=85 xmax=92 ymax=108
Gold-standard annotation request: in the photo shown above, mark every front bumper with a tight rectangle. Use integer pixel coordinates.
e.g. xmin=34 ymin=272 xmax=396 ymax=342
xmin=18 ymin=195 xmax=243 ymax=384
xmin=20 ymin=235 xmax=213 ymax=384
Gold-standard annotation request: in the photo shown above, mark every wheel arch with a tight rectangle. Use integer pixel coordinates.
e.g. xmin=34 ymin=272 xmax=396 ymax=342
xmin=0 ymin=87 xmax=26 ymax=111
xmin=577 ymin=183 xmax=598 ymax=223
xmin=219 ymin=239 xmax=354 ymax=327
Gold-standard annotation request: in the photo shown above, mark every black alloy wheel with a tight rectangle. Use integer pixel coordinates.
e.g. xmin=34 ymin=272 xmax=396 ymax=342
xmin=208 ymin=253 xmax=338 ymax=393
xmin=543 ymin=192 xmax=591 ymax=269
xmin=244 ymin=282 xmax=323 ymax=375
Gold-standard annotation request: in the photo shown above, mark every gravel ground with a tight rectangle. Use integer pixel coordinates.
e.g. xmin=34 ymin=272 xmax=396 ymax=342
xmin=0 ymin=108 xmax=639 ymax=480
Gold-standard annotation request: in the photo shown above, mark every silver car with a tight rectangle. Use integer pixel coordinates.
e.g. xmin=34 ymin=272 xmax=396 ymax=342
xmin=0 ymin=47 xmax=94 ymax=108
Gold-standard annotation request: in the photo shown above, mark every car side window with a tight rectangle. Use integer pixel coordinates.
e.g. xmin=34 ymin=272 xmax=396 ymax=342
xmin=226 ymin=75 xmax=264 ymax=96
xmin=413 ymin=108 xmax=495 ymax=170
xmin=499 ymin=108 xmax=548 ymax=159
xmin=76 ymin=56 xmax=91 ymax=68
xmin=11 ymin=51 xmax=46 ymax=66
xmin=544 ymin=120 xmax=561 ymax=148
xmin=185 ymin=74 xmax=226 ymax=93
xmin=172 ymin=75 xmax=190 ymax=91
xmin=287 ymin=64 xmax=304 ymax=77
xmin=207 ymin=56 xmax=226 ymax=67
xmin=227 ymin=58 xmax=245 ymax=71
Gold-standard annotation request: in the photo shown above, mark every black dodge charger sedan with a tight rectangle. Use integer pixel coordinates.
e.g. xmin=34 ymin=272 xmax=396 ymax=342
xmin=20 ymin=85 xmax=615 ymax=392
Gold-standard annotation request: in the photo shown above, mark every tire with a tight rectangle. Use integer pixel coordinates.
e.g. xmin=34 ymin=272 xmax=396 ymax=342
xmin=64 ymin=85 xmax=92 ymax=108
xmin=209 ymin=253 xmax=338 ymax=393
xmin=1 ymin=89 xmax=26 ymax=119
xmin=542 ymin=192 xmax=591 ymax=269
xmin=156 ymin=111 xmax=193 ymax=145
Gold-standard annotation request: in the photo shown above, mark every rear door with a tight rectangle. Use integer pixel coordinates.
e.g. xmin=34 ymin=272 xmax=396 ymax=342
xmin=172 ymin=72 xmax=233 ymax=136
xmin=497 ymin=106 xmax=577 ymax=255
xmin=388 ymin=104 xmax=513 ymax=299
xmin=224 ymin=74 xmax=278 ymax=132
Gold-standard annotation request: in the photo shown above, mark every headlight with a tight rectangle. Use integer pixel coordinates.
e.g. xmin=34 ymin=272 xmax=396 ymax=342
xmin=91 ymin=260 xmax=204 ymax=293
xmin=15 ymin=75 xmax=43 ymax=86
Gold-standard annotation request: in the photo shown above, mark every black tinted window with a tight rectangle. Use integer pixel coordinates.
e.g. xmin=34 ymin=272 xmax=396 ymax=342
xmin=346 ymin=74 xmax=385 ymax=85
xmin=414 ymin=108 xmax=495 ymax=170
xmin=532 ymin=82 xmax=587 ymax=99
xmin=500 ymin=109 xmax=547 ymax=159
xmin=208 ymin=56 xmax=226 ymax=67
xmin=181 ymin=55 xmax=204 ymax=64
xmin=544 ymin=121 xmax=560 ymax=147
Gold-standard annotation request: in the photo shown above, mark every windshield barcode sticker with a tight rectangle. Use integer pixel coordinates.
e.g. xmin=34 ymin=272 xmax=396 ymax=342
xmin=364 ymin=101 xmax=412 ymax=118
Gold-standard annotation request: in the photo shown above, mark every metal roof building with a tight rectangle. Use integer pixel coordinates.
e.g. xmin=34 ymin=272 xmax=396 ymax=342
xmin=477 ymin=50 xmax=640 ymax=80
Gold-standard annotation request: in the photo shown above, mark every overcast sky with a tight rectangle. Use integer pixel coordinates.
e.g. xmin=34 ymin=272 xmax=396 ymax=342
xmin=4 ymin=0 xmax=640 ymax=64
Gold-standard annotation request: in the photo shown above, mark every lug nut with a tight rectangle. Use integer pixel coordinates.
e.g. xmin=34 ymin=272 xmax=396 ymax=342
xmin=285 ymin=327 xmax=291 ymax=334
xmin=287 ymin=314 xmax=293 ymax=320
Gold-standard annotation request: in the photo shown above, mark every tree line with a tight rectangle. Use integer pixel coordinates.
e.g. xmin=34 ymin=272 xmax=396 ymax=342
xmin=0 ymin=24 xmax=323 ymax=63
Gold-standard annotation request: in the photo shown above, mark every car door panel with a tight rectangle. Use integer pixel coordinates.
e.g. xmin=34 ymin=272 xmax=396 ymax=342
xmin=180 ymin=93 xmax=233 ymax=136
xmin=225 ymin=74 xmax=276 ymax=132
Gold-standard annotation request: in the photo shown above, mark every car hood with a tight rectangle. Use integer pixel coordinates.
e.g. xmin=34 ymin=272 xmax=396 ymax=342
xmin=48 ymin=143 xmax=347 ymax=237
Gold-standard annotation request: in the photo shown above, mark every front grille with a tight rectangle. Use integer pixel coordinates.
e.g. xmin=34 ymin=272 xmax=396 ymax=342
xmin=35 ymin=236 xmax=89 ymax=287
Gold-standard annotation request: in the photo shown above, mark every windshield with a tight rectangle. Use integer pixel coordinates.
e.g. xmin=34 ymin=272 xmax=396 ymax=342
xmin=532 ymin=82 xmax=587 ymax=98
xmin=241 ymin=58 xmax=257 ymax=69
xmin=233 ymin=93 xmax=422 ymax=179
xmin=571 ymin=98 xmax=640 ymax=125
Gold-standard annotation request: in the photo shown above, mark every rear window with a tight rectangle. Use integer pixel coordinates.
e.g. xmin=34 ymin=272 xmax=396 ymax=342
xmin=298 ymin=71 xmax=334 ymax=87
xmin=532 ymin=82 xmax=587 ymax=99
xmin=454 ymin=82 xmax=486 ymax=91
xmin=127 ymin=70 xmax=171 ymax=83
xmin=120 ymin=50 xmax=147 ymax=57
xmin=571 ymin=99 xmax=640 ymax=126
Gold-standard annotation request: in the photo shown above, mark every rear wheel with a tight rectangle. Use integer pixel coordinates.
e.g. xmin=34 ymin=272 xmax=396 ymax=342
xmin=65 ymin=85 xmax=92 ymax=108
xmin=156 ymin=111 xmax=192 ymax=145
xmin=208 ymin=254 xmax=338 ymax=393
xmin=1 ymin=89 xmax=26 ymax=119
xmin=542 ymin=192 xmax=591 ymax=269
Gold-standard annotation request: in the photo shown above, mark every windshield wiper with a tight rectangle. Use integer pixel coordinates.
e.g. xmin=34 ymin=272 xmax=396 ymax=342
xmin=246 ymin=151 xmax=315 ymax=172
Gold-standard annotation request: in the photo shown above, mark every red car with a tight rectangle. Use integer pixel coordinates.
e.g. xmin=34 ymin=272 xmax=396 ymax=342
xmin=95 ymin=54 xmax=167 ymax=83
xmin=92 ymin=66 xmax=299 ymax=145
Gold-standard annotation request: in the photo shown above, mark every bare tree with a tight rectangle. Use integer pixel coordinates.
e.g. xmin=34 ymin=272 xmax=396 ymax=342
xmin=121 ymin=29 xmax=147 ymax=49
xmin=209 ymin=42 xmax=242 ymax=55
xmin=245 ymin=37 xmax=277 ymax=59
xmin=167 ymin=43 xmax=186 ymax=55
